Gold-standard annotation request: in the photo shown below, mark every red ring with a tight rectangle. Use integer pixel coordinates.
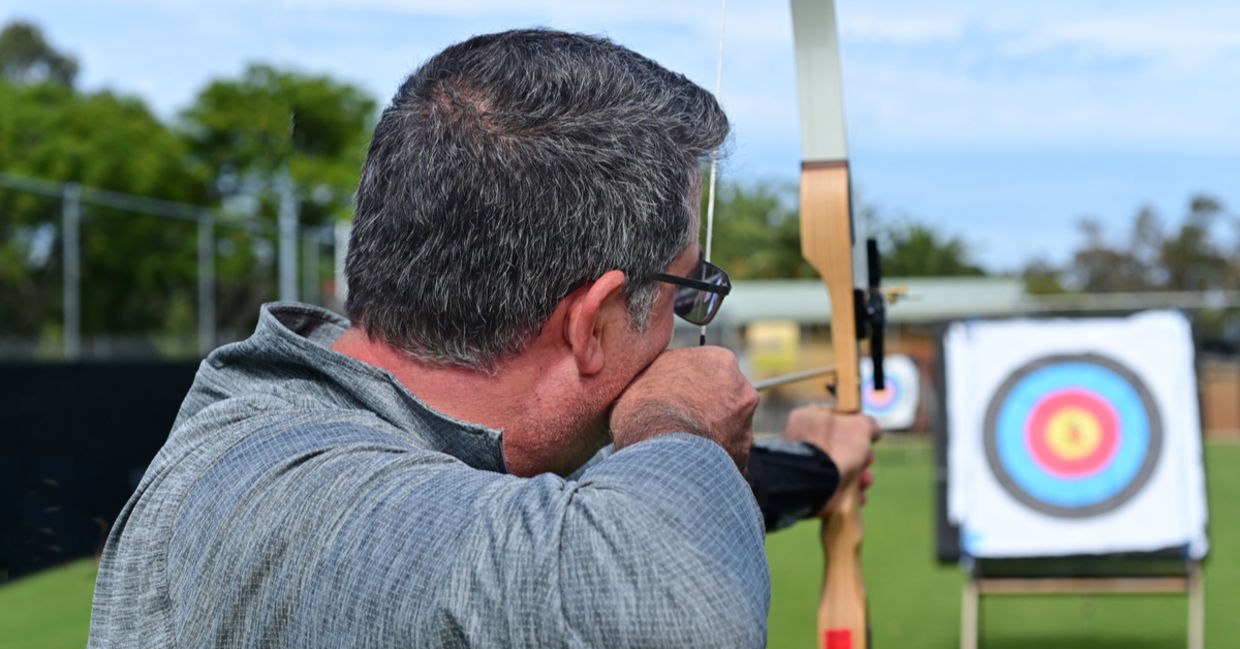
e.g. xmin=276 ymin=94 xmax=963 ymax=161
xmin=1025 ymin=389 xmax=1120 ymax=478
xmin=864 ymin=378 xmax=898 ymax=408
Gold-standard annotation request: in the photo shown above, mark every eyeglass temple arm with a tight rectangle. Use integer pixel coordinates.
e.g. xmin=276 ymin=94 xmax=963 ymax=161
xmin=647 ymin=273 xmax=731 ymax=295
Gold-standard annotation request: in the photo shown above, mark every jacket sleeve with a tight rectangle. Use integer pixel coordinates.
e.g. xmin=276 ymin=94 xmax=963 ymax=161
xmin=166 ymin=424 xmax=768 ymax=648
xmin=422 ymin=433 xmax=770 ymax=648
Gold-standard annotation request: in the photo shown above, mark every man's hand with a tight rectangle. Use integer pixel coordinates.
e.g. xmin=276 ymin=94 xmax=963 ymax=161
xmin=609 ymin=346 xmax=758 ymax=472
xmin=781 ymin=406 xmax=880 ymax=514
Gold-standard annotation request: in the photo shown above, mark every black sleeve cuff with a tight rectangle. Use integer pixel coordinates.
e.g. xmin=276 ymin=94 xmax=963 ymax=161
xmin=746 ymin=441 xmax=840 ymax=532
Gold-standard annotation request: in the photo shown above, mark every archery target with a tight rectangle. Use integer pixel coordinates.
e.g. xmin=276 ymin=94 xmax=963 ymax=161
xmin=943 ymin=311 xmax=1208 ymax=559
xmin=863 ymin=372 xmax=901 ymax=413
xmin=982 ymin=354 xmax=1161 ymax=518
xmin=861 ymin=355 xmax=919 ymax=430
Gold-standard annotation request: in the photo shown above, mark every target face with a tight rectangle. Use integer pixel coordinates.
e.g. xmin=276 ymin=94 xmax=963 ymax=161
xmin=860 ymin=355 xmax=919 ymax=430
xmin=862 ymin=374 xmax=902 ymax=415
xmin=982 ymin=353 xmax=1162 ymax=518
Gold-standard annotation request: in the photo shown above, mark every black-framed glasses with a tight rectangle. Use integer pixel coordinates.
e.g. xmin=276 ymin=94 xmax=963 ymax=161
xmin=648 ymin=260 xmax=732 ymax=325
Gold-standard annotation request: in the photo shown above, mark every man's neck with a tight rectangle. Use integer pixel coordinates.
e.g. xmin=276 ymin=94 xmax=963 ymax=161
xmin=330 ymin=326 xmax=607 ymax=476
xmin=330 ymin=327 xmax=524 ymax=429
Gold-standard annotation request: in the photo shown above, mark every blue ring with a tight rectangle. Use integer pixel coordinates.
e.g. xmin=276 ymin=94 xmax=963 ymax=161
xmin=994 ymin=363 xmax=1148 ymax=507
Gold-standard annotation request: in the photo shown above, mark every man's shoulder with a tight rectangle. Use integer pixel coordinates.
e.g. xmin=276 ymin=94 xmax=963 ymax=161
xmin=158 ymin=396 xmax=443 ymax=482
xmin=88 ymin=397 xmax=475 ymax=649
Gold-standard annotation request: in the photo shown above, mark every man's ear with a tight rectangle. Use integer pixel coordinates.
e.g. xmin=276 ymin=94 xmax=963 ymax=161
xmin=564 ymin=270 xmax=629 ymax=376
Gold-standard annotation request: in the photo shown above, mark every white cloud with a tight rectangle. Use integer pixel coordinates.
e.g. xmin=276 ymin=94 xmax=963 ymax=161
xmin=828 ymin=2 xmax=1240 ymax=153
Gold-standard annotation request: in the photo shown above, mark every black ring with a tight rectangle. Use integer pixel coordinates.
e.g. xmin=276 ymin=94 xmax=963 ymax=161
xmin=981 ymin=353 xmax=1163 ymax=519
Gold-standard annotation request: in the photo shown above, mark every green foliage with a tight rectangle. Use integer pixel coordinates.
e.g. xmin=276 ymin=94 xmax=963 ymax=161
xmin=878 ymin=220 xmax=986 ymax=277
xmin=176 ymin=64 xmax=377 ymax=337
xmin=1033 ymin=195 xmax=1240 ymax=344
xmin=180 ymin=63 xmax=376 ymax=227
xmin=0 ymin=21 xmax=77 ymax=87
xmin=1159 ymin=196 xmax=1231 ymax=292
xmin=0 ymin=24 xmax=380 ymax=355
xmin=703 ymin=179 xmax=986 ymax=280
xmin=1022 ymin=257 xmax=1067 ymax=295
xmin=0 ymin=78 xmax=208 ymax=343
xmin=0 ymin=82 xmax=203 ymax=198
xmin=1049 ymin=196 xmax=1235 ymax=295
xmin=701 ymin=181 xmax=817 ymax=279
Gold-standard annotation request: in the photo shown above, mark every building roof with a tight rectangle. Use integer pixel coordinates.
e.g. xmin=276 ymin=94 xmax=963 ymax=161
xmin=690 ymin=276 xmax=1028 ymax=327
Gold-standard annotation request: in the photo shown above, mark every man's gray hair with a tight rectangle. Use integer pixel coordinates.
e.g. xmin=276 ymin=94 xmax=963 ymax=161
xmin=345 ymin=29 xmax=729 ymax=370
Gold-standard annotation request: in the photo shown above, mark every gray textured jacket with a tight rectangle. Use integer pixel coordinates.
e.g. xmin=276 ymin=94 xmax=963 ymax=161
xmin=87 ymin=303 xmax=769 ymax=648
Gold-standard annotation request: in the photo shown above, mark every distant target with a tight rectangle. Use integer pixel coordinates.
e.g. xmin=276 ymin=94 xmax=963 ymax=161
xmin=982 ymin=353 xmax=1162 ymax=518
xmin=862 ymin=374 xmax=901 ymax=415
xmin=861 ymin=355 xmax=919 ymax=430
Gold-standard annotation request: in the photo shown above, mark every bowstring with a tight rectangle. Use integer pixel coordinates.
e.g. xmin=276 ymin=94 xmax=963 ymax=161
xmin=701 ymin=0 xmax=727 ymax=347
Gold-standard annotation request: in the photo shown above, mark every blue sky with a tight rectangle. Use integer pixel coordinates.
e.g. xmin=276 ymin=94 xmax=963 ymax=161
xmin=3 ymin=0 xmax=1238 ymax=272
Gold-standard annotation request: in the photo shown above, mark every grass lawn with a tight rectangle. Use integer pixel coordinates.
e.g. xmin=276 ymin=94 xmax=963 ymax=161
xmin=0 ymin=557 xmax=96 ymax=649
xmin=768 ymin=440 xmax=1240 ymax=649
xmin=3 ymin=440 xmax=1237 ymax=649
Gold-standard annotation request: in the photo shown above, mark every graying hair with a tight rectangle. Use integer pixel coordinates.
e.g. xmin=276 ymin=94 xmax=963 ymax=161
xmin=345 ymin=29 xmax=729 ymax=370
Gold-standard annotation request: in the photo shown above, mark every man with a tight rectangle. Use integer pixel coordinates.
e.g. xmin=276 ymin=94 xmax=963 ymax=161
xmin=88 ymin=29 xmax=877 ymax=648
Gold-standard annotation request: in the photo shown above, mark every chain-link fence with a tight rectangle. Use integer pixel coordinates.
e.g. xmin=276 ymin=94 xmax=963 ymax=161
xmin=0 ymin=171 xmax=347 ymax=360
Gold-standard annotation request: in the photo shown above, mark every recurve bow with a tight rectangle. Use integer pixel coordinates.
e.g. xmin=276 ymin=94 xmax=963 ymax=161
xmin=788 ymin=1 xmax=887 ymax=647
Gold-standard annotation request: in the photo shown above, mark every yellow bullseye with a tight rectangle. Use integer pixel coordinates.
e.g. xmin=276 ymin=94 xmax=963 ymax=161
xmin=1044 ymin=407 xmax=1102 ymax=459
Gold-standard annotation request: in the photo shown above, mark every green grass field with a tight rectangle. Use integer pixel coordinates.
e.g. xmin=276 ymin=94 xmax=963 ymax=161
xmin=3 ymin=440 xmax=1237 ymax=648
xmin=767 ymin=440 xmax=1240 ymax=649
xmin=0 ymin=557 xmax=96 ymax=649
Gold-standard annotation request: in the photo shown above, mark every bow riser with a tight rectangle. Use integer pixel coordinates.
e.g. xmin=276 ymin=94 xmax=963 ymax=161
xmin=800 ymin=160 xmax=868 ymax=649
xmin=799 ymin=161 xmax=861 ymax=414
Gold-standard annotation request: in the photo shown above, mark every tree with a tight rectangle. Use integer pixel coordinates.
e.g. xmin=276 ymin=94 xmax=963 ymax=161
xmin=178 ymin=65 xmax=377 ymax=334
xmin=1160 ymin=196 xmax=1230 ymax=292
xmin=701 ymin=181 xmax=817 ymax=279
xmin=702 ymin=179 xmax=987 ymax=280
xmin=1056 ymin=197 xmax=1233 ymax=294
xmin=180 ymin=64 xmax=376 ymax=226
xmin=877 ymin=220 xmax=986 ymax=277
xmin=1023 ymin=195 xmax=1238 ymax=347
xmin=1064 ymin=217 xmax=1156 ymax=292
xmin=1021 ymin=257 xmax=1066 ymax=295
xmin=0 ymin=49 xmax=382 ymax=356
xmin=0 ymin=79 xmax=209 ymax=350
xmin=0 ymin=21 xmax=77 ymax=87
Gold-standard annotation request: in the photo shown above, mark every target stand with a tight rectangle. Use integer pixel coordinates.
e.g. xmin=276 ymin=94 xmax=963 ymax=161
xmin=958 ymin=555 xmax=1204 ymax=649
xmin=936 ymin=313 xmax=1210 ymax=649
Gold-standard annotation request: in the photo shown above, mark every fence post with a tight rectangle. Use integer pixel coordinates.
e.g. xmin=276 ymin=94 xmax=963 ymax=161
xmin=278 ymin=171 xmax=298 ymax=302
xmin=301 ymin=228 xmax=321 ymax=306
xmin=62 ymin=183 xmax=81 ymax=360
xmin=198 ymin=213 xmax=215 ymax=356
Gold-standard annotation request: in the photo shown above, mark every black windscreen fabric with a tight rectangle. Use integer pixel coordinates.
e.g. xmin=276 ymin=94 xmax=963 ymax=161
xmin=1 ymin=362 xmax=197 ymax=580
